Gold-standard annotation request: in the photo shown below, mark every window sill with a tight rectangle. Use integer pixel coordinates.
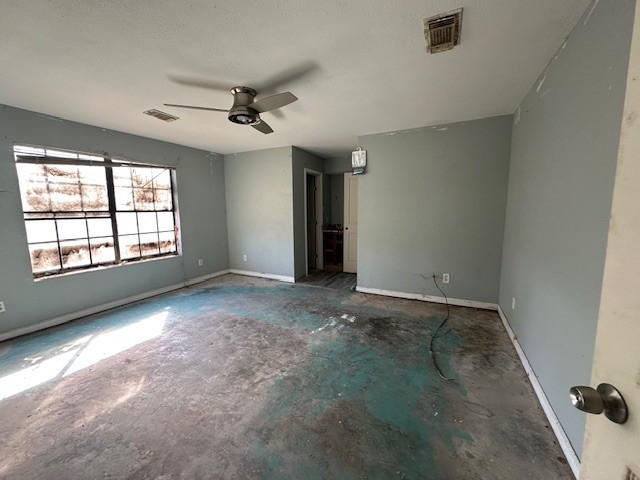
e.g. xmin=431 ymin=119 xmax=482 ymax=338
xmin=33 ymin=254 xmax=181 ymax=282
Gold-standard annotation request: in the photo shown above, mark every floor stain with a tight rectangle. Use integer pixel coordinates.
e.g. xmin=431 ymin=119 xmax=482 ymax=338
xmin=0 ymin=274 xmax=573 ymax=479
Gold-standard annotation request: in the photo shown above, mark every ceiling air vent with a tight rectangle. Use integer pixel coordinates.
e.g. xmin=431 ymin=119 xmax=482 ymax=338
xmin=143 ymin=109 xmax=179 ymax=122
xmin=423 ymin=8 xmax=463 ymax=54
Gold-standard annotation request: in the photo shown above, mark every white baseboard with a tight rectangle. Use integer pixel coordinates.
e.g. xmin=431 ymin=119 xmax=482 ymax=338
xmin=497 ymin=306 xmax=580 ymax=479
xmin=184 ymin=269 xmax=230 ymax=287
xmin=0 ymin=269 xmax=231 ymax=343
xmin=355 ymin=286 xmax=498 ymax=311
xmin=229 ymin=269 xmax=295 ymax=283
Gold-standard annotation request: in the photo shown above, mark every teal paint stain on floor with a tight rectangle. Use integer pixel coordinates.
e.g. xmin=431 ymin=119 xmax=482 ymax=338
xmin=249 ymin=330 xmax=472 ymax=478
xmin=1 ymin=280 xmax=473 ymax=478
xmin=0 ymin=298 xmax=172 ymax=377
xmin=211 ymin=284 xmax=474 ymax=478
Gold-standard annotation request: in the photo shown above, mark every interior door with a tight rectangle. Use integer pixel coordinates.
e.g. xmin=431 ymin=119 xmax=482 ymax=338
xmin=579 ymin=5 xmax=640 ymax=477
xmin=306 ymin=174 xmax=317 ymax=271
xmin=343 ymin=172 xmax=358 ymax=273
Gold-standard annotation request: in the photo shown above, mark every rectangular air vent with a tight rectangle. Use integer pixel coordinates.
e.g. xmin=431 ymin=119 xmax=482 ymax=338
xmin=143 ymin=109 xmax=179 ymax=122
xmin=424 ymin=8 xmax=463 ymax=54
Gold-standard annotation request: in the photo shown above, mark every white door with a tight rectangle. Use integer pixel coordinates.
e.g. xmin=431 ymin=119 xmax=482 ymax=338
xmin=343 ymin=172 xmax=358 ymax=273
xmin=579 ymin=5 xmax=640 ymax=478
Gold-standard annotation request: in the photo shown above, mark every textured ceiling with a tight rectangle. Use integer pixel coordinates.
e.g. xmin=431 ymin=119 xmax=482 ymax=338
xmin=0 ymin=0 xmax=591 ymax=157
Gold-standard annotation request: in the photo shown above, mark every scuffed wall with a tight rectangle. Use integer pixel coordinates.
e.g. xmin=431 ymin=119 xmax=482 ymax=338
xmin=498 ymin=0 xmax=635 ymax=456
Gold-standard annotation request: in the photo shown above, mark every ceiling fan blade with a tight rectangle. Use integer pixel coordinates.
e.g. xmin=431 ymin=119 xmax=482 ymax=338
xmin=252 ymin=120 xmax=274 ymax=134
xmin=167 ymin=74 xmax=236 ymax=92
xmin=249 ymin=92 xmax=297 ymax=113
xmin=164 ymin=103 xmax=229 ymax=112
xmin=254 ymin=61 xmax=320 ymax=93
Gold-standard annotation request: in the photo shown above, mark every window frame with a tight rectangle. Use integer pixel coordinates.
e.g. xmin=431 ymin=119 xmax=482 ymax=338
xmin=14 ymin=145 xmax=181 ymax=278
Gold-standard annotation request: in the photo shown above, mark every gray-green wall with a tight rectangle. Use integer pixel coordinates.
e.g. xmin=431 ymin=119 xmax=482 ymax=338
xmin=357 ymin=116 xmax=512 ymax=303
xmin=0 ymin=104 xmax=229 ymax=337
xmin=324 ymin=157 xmax=350 ymax=227
xmin=324 ymin=156 xmax=351 ymax=175
xmin=224 ymin=147 xmax=295 ymax=279
xmin=498 ymin=0 xmax=635 ymax=456
xmin=292 ymin=147 xmax=325 ymax=279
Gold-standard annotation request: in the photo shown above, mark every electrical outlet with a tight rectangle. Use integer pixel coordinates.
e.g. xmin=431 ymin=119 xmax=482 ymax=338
xmin=442 ymin=273 xmax=450 ymax=284
xmin=0 ymin=301 xmax=5 ymax=313
xmin=512 ymin=297 xmax=516 ymax=310
xmin=198 ymin=259 xmax=204 ymax=266
xmin=242 ymin=254 xmax=247 ymax=262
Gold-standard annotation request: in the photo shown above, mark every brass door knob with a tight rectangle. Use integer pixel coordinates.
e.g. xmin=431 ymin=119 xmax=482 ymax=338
xmin=569 ymin=383 xmax=628 ymax=424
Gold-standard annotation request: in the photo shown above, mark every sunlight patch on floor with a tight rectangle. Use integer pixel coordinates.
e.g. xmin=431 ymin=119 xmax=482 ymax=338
xmin=64 ymin=311 xmax=167 ymax=376
xmin=0 ymin=311 xmax=167 ymax=401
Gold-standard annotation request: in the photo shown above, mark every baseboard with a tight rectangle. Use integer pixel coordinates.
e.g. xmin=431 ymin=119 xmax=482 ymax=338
xmin=229 ymin=269 xmax=295 ymax=283
xmin=497 ymin=306 xmax=580 ymax=479
xmin=184 ymin=269 xmax=230 ymax=287
xmin=355 ymin=286 xmax=498 ymax=311
xmin=0 ymin=269 xmax=231 ymax=343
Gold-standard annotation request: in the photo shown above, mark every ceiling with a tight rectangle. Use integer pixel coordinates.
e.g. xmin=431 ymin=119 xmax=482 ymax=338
xmin=0 ymin=0 xmax=591 ymax=158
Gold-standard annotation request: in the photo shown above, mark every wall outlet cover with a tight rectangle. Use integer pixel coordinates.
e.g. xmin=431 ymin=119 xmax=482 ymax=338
xmin=0 ymin=301 xmax=5 ymax=313
xmin=442 ymin=273 xmax=450 ymax=284
xmin=242 ymin=255 xmax=247 ymax=262
xmin=198 ymin=259 xmax=204 ymax=266
xmin=512 ymin=297 xmax=516 ymax=310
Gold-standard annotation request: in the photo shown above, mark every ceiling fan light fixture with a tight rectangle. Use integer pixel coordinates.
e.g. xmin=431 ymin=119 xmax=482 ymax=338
xmin=228 ymin=110 xmax=260 ymax=125
xmin=164 ymin=83 xmax=295 ymax=134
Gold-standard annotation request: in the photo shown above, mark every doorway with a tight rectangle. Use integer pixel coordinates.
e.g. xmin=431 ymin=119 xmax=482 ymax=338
xmin=304 ymin=169 xmax=323 ymax=276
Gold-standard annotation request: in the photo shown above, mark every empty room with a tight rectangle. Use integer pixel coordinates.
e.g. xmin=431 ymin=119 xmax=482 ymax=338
xmin=0 ymin=0 xmax=638 ymax=478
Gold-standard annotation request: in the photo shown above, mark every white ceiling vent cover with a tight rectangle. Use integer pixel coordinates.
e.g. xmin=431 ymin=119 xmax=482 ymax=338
xmin=423 ymin=8 xmax=463 ymax=54
xmin=143 ymin=109 xmax=179 ymax=122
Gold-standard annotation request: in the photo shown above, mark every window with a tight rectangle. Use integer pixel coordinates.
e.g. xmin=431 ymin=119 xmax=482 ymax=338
xmin=14 ymin=145 xmax=179 ymax=278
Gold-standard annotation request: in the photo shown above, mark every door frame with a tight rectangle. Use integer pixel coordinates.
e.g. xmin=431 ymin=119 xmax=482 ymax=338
xmin=343 ymin=171 xmax=358 ymax=273
xmin=304 ymin=168 xmax=323 ymax=276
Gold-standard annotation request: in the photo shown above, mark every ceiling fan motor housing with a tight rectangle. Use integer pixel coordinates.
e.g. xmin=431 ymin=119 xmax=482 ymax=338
xmin=228 ymin=86 xmax=260 ymax=125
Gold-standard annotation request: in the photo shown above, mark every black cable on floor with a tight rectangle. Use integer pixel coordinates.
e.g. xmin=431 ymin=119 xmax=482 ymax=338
xmin=430 ymin=274 xmax=454 ymax=382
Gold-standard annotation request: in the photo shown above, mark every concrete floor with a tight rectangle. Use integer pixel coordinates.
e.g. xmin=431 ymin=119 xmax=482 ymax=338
xmin=0 ymin=274 xmax=573 ymax=479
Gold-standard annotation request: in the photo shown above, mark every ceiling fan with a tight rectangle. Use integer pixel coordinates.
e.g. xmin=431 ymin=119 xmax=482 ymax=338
xmin=164 ymin=86 xmax=297 ymax=134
